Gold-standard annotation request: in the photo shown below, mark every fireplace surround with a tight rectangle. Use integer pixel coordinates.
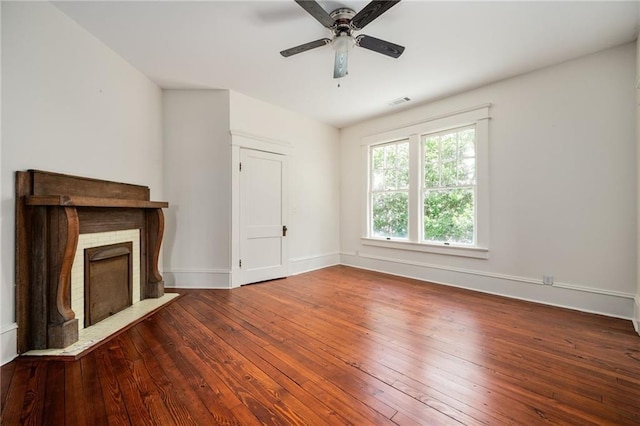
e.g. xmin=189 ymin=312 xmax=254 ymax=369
xmin=15 ymin=170 xmax=169 ymax=352
xmin=71 ymin=229 xmax=141 ymax=331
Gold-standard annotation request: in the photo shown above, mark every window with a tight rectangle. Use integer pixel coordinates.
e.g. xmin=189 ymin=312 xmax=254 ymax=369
xmin=363 ymin=105 xmax=490 ymax=258
xmin=423 ymin=126 xmax=475 ymax=244
xmin=370 ymin=140 xmax=410 ymax=239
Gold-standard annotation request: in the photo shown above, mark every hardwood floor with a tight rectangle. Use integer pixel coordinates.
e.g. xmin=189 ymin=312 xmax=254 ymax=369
xmin=2 ymin=265 xmax=640 ymax=425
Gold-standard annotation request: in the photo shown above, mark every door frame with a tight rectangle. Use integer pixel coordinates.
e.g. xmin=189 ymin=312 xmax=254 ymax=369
xmin=230 ymin=130 xmax=292 ymax=288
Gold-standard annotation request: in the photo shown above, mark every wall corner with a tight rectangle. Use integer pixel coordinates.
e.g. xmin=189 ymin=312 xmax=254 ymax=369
xmin=1 ymin=324 xmax=18 ymax=365
xmin=634 ymin=296 xmax=640 ymax=335
xmin=636 ymin=34 xmax=640 ymax=336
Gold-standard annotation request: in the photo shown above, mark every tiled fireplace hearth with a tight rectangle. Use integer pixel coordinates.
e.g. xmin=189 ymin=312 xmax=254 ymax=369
xmin=15 ymin=170 xmax=169 ymax=353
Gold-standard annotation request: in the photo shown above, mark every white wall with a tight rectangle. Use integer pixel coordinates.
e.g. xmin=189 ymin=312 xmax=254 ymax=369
xmin=636 ymin=37 xmax=640 ymax=334
xmin=162 ymin=90 xmax=232 ymax=288
xmin=161 ymin=90 xmax=340 ymax=289
xmin=341 ymin=42 xmax=637 ymax=320
xmin=229 ymin=91 xmax=341 ymax=275
xmin=1 ymin=2 xmax=163 ymax=364
xmin=0 ymin=0 xmax=5 ymax=366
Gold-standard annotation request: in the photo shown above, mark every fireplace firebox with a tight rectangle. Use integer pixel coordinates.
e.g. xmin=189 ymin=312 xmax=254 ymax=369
xmin=84 ymin=241 xmax=133 ymax=327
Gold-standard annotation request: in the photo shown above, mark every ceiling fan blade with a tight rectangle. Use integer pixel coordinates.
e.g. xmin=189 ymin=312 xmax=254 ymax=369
xmin=351 ymin=0 xmax=401 ymax=31
xmin=280 ymin=38 xmax=331 ymax=57
xmin=294 ymin=0 xmax=335 ymax=28
xmin=333 ymin=50 xmax=348 ymax=79
xmin=355 ymin=34 xmax=405 ymax=58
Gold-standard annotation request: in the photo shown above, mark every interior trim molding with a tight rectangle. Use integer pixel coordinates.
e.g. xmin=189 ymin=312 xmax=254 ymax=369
xmin=1 ymin=323 xmax=18 ymax=334
xmin=360 ymin=103 xmax=491 ymax=145
xmin=163 ymin=268 xmax=231 ymax=289
xmin=164 ymin=268 xmax=231 ymax=274
xmin=230 ymin=129 xmax=292 ymax=151
xmin=356 ymin=252 xmax=634 ymax=299
xmin=1 ymin=323 xmax=18 ymax=366
xmin=289 ymin=252 xmax=340 ymax=262
xmin=341 ymin=252 xmax=635 ymax=320
xmin=634 ymin=296 xmax=640 ymax=334
xmin=289 ymin=252 xmax=340 ymax=275
xmin=361 ymin=237 xmax=489 ymax=259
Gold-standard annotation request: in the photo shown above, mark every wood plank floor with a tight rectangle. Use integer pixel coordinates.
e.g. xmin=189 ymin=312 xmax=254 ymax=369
xmin=2 ymin=265 xmax=640 ymax=425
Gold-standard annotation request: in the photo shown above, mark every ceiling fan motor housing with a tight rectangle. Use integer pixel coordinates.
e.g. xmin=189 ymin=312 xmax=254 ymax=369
xmin=330 ymin=8 xmax=356 ymax=34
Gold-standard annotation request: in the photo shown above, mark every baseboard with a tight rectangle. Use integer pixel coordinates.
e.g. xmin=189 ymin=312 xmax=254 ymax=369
xmin=1 ymin=323 xmax=18 ymax=365
xmin=289 ymin=252 xmax=341 ymax=276
xmin=163 ymin=253 xmax=340 ymax=289
xmin=162 ymin=256 xmax=638 ymax=325
xmin=341 ymin=253 xmax=635 ymax=321
xmin=163 ymin=268 xmax=231 ymax=289
xmin=634 ymin=296 xmax=640 ymax=335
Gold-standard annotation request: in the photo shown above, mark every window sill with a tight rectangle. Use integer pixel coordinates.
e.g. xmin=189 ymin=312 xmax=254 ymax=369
xmin=361 ymin=237 xmax=489 ymax=259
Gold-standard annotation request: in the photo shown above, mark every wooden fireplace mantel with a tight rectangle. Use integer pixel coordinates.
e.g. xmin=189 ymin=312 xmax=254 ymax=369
xmin=26 ymin=195 xmax=168 ymax=209
xmin=15 ymin=170 xmax=169 ymax=352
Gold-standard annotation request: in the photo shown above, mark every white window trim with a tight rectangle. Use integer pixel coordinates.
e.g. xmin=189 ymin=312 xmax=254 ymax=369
xmin=361 ymin=104 xmax=491 ymax=258
xmin=361 ymin=237 xmax=489 ymax=259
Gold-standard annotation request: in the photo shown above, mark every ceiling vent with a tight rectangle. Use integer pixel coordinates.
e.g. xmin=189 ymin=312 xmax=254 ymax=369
xmin=389 ymin=96 xmax=411 ymax=106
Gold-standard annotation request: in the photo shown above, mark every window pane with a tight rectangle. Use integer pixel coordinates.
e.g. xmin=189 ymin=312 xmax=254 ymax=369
xmin=383 ymin=168 xmax=398 ymax=190
xmin=458 ymin=158 xmax=475 ymax=185
xmin=398 ymin=168 xmax=409 ymax=189
xmin=397 ymin=143 xmax=409 ymax=169
xmin=372 ymin=146 xmax=384 ymax=170
xmin=384 ymin=144 xmax=397 ymax=167
xmin=372 ymin=170 xmax=384 ymax=191
xmin=424 ymin=137 xmax=439 ymax=163
xmin=441 ymin=133 xmax=457 ymax=161
xmin=424 ymin=188 xmax=474 ymax=244
xmin=424 ymin=162 xmax=439 ymax=187
xmin=459 ymin=128 xmax=475 ymax=158
xmin=372 ymin=192 xmax=409 ymax=239
xmin=441 ymin=160 xmax=457 ymax=187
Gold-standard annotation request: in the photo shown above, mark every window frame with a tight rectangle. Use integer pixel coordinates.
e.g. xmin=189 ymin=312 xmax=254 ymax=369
xmin=361 ymin=104 xmax=490 ymax=259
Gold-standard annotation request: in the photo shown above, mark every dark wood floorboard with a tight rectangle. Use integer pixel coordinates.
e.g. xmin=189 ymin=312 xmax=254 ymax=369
xmin=2 ymin=265 xmax=640 ymax=425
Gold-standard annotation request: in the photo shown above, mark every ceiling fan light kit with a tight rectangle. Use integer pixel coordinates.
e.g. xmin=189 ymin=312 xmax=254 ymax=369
xmin=280 ymin=0 xmax=405 ymax=79
xmin=332 ymin=33 xmax=354 ymax=78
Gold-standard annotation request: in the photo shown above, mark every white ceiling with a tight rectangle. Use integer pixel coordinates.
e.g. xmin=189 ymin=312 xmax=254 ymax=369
xmin=53 ymin=1 xmax=639 ymax=128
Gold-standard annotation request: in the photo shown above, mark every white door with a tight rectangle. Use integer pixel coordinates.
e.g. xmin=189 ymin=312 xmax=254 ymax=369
xmin=239 ymin=148 xmax=288 ymax=284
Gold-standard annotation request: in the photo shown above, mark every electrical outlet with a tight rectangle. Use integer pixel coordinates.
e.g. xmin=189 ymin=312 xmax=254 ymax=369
xmin=543 ymin=275 xmax=554 ymax=285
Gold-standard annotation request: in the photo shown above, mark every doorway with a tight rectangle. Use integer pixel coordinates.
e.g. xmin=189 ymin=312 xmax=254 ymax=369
xmin=238 ymin=148 xmax=289 ymax=285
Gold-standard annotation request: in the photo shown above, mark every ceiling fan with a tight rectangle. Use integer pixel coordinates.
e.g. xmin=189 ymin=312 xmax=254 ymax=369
xmin=280 ymin=0 xmax=405 ymax=79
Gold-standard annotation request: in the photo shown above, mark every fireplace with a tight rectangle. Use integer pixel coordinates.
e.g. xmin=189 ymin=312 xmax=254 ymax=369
xmin=15 ymin=170 xmax=169 ymax=352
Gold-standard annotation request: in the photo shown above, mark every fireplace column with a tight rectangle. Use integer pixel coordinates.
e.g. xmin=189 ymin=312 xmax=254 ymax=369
xmin=45 ymin=207 xmax=80 ymax=348
xmin=145 ymin=208 xmax=165 ymax=299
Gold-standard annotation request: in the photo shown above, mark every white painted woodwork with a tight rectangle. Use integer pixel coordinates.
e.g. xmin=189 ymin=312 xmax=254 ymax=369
xmin=240 ymin=149 xmax=288 ymax=284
